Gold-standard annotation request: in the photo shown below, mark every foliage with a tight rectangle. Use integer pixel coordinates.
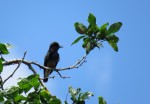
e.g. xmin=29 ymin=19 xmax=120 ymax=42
xmin=0 ymin=43 xmax=10 ymax=73
xmin=0 ymin=74 xmax=61 ymax=104
xmin=72 ymin=13 xmax=122 ymax=54
xmin=0 ymin=13 xmax=122 ymax=103
xmin=65 ymin=86 xmax=93 ymax=104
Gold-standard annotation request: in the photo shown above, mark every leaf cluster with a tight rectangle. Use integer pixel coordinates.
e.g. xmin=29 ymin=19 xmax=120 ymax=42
xmin=0 ymin=74 xmax=61 ymax=104
xmin=72 ymin=13 xmax=122 ymax=54
xmin=65 ymin=86 xmax=93 ymax=104
xmin=65 ymin=86 xmax=107 ymax=104
xmin=0 ymin=43 xmax=10 ymax=73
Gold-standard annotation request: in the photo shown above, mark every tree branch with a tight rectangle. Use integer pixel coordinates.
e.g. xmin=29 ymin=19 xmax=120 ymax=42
xmin=2 ymin=53 xmax=87 ymax=84
xmin=3 ymin=51 xmax=27 ymax=85
xmin=0 ymin=75 xmax=4 ymax=90
xmin=2 ymin=54 xmax=87 ymax=73
xmin=2 ymin=52 xmax=49 ymax=91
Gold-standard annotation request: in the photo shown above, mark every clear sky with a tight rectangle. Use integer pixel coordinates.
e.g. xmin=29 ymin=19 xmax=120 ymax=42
xmin=0 ymin=0 xmax=150 ymax=104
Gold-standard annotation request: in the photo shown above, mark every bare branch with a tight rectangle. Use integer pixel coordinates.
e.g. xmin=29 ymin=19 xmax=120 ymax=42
xmin=0 ymin=75 xmax=4 ymax=90
xmin=2 ymin=54 xmax=88 ymax=73
xmin=57 ymin=54 xmax=87 ymax=71
xmin=3 ymin=51 xmax=27 ymax=85
xmin=56 ymin=71 xmax=70 ymax=79
xmin=1 ymin=53 xmax=88 ymax=90
xmin=40 ymin=76 xmax=55 ymax=80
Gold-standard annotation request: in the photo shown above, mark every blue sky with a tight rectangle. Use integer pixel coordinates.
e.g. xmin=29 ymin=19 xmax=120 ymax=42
xmin=0 ymin=0 xmax=150 ymax=104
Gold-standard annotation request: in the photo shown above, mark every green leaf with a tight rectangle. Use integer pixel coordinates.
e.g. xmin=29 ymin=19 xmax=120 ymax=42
xmin=106 ymin=35 xmax=119 ymax=52
xmin=68 ymin=86 xmax=77 ymax=102
xmin=4 ymin=43 xmax=12 ymax=49
xmin=40 ymin=89 xmax=51 ymax=101
xmin=80 ymin=92 xmax=94 ymax=100
xmin=64 ymin=100 xmax=68 ymax=104
xmin=18 ymin=79 xmax=32 ymax=93
xmin=85 ymin=42 xmax=92 ymax=54
xmin=49 ymin=96 xmax=61 ymax=104
xmin=74 ymin=22 xmax=87 ymax=34
xmin=0 ymin=59 xmax=3 ymax=73
xmin=71 ymin=36 xmax=85 ymax=45
xmin=28 ymin=91 xmax=40 ymax=103
xmin=77 ymin=101 xmax=85 ymax=104
xmin=98 ymin=97 xmax=107 ymax=104
xmin=100 ymin=23 xmax=109 ymax=32
xmin=14 ymin=95 xmax=27 ymax=102
xmin=0 ymin=43 xmax=9 ymax=54
xmin=106 ymin=35 xmax=119 ymax=43
xmin=27 ymin=74 xmax=38 ymax=80
xmin=76 ymin=88 xmax=81 ymax=95
xmin=0 ymin=96 xmax=4 ymax=102
xmin=82 ymin=38 xmax=90 ymax=48
xmin=98 ymin=23 xmax=109 ymax=40
xmin=28 ymin=74 xmax=40 ymax=90
xmin=88 ymin=13 xmax=96 ymax=26
xmin=86 ymin=26 xmax=94 ymax=36
xmin=107 ymin=22 xmax=122 ymax=35
xmin=107 ymin=40 xmax=118 ymax=52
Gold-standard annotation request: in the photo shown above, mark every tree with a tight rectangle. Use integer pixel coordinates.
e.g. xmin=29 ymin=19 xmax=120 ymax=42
xmin=0 ymin=13 xmax=122 ymax=104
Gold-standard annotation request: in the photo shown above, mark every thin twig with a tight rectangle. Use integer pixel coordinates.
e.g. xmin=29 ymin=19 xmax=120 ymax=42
xmin=56 ymin=71 xmax=70 ymax=79
xmin=40 ymin=76 xmax=55 ymax=80
xmin=57 ymin=54 xmax=87 ymax=71
xmin=0 ymin=75 xmax=4 ymax=90
xmin=3 ymin=51 xmax=27 ymax=85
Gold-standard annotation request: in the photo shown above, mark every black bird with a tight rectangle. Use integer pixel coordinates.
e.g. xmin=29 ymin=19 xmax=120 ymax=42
xmin=43 ymin=42 xmax=62 ymax=82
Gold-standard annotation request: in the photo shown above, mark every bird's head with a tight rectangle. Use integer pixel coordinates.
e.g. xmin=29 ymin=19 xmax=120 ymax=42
xmin=49 ymin=42 xmax=62 ymax=51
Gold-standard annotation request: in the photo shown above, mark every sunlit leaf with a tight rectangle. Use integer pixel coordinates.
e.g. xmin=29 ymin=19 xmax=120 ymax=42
xmin=28 ymin=74 xmax=40 ymax=90
xmin=28 ymin=91 xmax=40 ymax=103
xmin=100 ymin=23 xmax=109 ymax=32
xmin=0 ymin=59 xmax=3 ymax=73
xmin=80 ymin=92 xmax=94 ymax=100
xmin=69 ymin=86 xmax=77 ymax=101
xmin=98 ymin=97 xmax=107 ymax=104
xmin=82 ymin=38 xmax=90 ymax=48
xmin=107 ymin=40 xmax=118 ymax=52
xmin=71 ymin=36 xmax=85 ymax=45
xmin=14 ymin=95 xmax=27 ymax=102
xmin=98 ymin=23 xmax=108 ymax=40
xmin=74 ymin=22 xmax=87 ymax=34
xmin=107 ymin=22 xmax=122 ymax=35
xmin=18 ymin=79 xmax=32 ymax=93
xmin=85 ymin=42 xmax=92 ymax=54
xmin=4 ymin=43 xmax=12 ymax=49
xmin=106 ymin=35 xmax=119 ymax=43
xmin=88 ymin=13 xmax=96 ymax=26
xmin=49 ymin=96 xmax=61 ymax=104
xmin=0 ymin=43 xmax=9 ymax=54
xmin=106 ymin=35 xmax=119 ymax=52
xmin=40 ymin=89 xmax=51 ymax=101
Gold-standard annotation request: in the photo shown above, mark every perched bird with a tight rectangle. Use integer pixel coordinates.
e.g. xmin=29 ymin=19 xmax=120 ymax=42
xmin=43 ymin=42 xmax=62 ymax=82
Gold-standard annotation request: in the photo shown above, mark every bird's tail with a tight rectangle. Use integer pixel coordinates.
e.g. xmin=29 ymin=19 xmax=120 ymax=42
xmin=43 ymin=78 xmax=48 ymax=82
xmin=43 ymin=69 xmax=53 ymax=82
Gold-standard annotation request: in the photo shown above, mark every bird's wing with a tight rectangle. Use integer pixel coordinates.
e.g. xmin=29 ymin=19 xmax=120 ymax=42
xmin=44 ymin=52 xmax=49 ymax=66
xmin=54 ymin=53 xmax=59 ymax=67
xmin=44 ymin=49 xmax=53 ymax=66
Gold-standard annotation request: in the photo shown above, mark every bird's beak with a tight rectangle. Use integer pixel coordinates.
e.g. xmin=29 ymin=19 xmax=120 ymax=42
xmin=59 ymin=45 xmax=63 ymax=48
